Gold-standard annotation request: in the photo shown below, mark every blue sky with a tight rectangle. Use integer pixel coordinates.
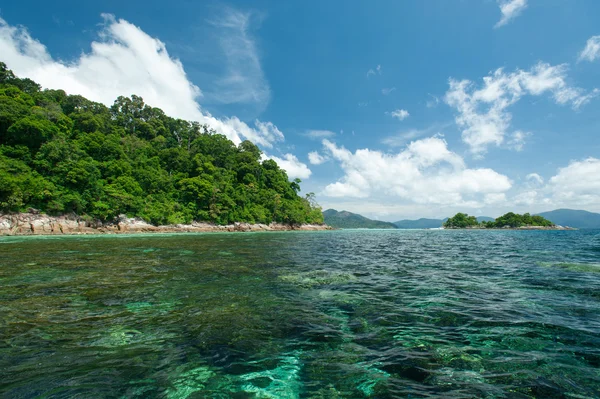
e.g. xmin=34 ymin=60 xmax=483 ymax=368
xmin=1 ymin=0 xmax=599 ymax=220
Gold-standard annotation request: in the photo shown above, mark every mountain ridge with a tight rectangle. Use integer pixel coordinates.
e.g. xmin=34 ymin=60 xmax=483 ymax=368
xmin=535 ymin=209 xmax=600 ymax=229
xmin=322 ymin=209 xmax=397 ymax=229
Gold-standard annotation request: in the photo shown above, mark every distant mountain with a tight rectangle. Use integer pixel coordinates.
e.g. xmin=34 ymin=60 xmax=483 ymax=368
xmin=535 ymin=209 xmax=600 ymax=229
xmin=323 ymin=209 xmax=398 ymax=229
xmin=394 ymin=216 xmax=493 ymax=229
xmin=394 ymin=218 xmax=444 ymax=229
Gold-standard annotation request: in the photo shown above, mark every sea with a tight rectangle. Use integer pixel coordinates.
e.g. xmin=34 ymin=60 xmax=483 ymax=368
xmin=1 ymin=229 xmax=599 ymax=398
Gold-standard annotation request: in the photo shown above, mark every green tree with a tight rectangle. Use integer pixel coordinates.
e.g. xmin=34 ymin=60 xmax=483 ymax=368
xmin=444 ymin=213 xmax=480 ymax=229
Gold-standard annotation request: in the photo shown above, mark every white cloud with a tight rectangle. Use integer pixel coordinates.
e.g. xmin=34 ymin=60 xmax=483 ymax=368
xmin=484 ymin=193 xmax=507 ymax=205
xmin=445 ymin=62 xmax=597 ymax=154
xmin=320 ymin=137 xmax=511 ymax=206
xmin=578 ymin=35 xmax=600 ymax=63
xmin=0 ymin=14 xmax=283 ymax=149
xmin=526 ymin=173 xmax=544 ymax=185
xmin=206 ymin=8 xmax=270 ymax=111
xmin=426 ymin=94 xmax=440 ymax=108
xmin=264 ymin=153 xmax=312 ymax=180
xmin=382 ymin=122 xmax=452 ymax=148
xmin=507 ymin=159 xmax=600 ymax=211
xmin=513 ymin=190 xmax=540 ymax=206
xmin=547 ymin=158 xmax=600 ymax=206
xmin=389 ymin=109 xmax=410 ymax=121
xmin=304 ymin=130 xmax=336 ymax=139
xmin=495 ymin=0 xmax=527 ymax=28
xmin=367 ymin=64 xmax=381 ymax=78
xmin=508 ymin=130 xmax=529 ymax=151
xmin=381 ymin=87 xmax=396 ymax=95
xmin=308 ymin=151 xmax=327 ymax=165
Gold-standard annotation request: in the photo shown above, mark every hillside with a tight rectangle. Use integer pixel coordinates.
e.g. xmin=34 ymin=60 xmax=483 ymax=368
xmin=323 ymin=209 xmax=397 ymax=229
xmin=0 ymin=63 xmax=323 ymax=226
xmin=536 ymin=209 xmax=600 ymax=229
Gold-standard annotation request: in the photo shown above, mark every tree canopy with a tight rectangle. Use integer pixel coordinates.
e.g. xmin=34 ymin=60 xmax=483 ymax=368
xmin=0 ymin=62 xmax=323 ymax=226
xmin=443 ymin=213 xmax=480 ymax=229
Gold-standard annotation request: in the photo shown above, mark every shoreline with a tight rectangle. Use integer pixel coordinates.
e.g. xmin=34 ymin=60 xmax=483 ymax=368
xmin=0 ymin=213 xmax=332 ymax=236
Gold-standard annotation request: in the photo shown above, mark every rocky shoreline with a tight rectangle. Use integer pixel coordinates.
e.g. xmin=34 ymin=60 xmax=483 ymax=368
xmin=0 ymin=212 xmax=333 ymax=236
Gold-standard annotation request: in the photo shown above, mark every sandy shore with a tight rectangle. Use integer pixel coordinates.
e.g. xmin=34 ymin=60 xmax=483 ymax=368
xmin=0 ymin=212 xmax=332 ymax=236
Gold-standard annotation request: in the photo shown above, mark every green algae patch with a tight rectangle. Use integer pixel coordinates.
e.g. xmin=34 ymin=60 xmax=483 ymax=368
xmin=279 ymin=270 xmax=358 ymax=288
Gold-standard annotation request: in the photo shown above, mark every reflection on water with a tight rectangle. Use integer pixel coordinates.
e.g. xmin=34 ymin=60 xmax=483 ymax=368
xmin=1 ymin=230 xmax=600 ymax=398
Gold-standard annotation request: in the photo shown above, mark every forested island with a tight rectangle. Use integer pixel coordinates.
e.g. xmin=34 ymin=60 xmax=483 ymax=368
xmin=0 ymin=63 xmax=325 ymax=234
xmin=443 ymin=212 xmax=562 ymax=229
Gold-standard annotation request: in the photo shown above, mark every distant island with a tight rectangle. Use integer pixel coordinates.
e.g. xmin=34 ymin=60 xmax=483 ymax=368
xmin=443 ymin=212 xmax=566 ymax=229
xmin=323 ymin=209 xmax=397 ymax=229
xmin=394 ymin=216 xmax=494 ymax=229
xmin=324 ymin=209 xmax=600 ymax=230
xmin=0 ymin=62 xmax=325 ymax=233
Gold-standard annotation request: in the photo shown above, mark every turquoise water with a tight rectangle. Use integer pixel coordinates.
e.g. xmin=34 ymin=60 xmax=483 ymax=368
xmin=1 ymin=229 xmax=600 ymax=398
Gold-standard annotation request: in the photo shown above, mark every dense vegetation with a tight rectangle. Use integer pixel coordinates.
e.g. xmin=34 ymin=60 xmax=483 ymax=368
xmin=444 ymin=212 xmax=555 ymax=229
xmin=0 ymin=63 xmax=323 ymax=225
xmin=443 ymin=213 xmax=480 ymax=229
xmin=323 ymin=209 xmax=397 ymax=229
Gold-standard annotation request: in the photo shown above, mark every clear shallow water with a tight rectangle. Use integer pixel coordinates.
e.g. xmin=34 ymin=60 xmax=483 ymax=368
xmin=1 ymin=230 xmax=600 ymax=399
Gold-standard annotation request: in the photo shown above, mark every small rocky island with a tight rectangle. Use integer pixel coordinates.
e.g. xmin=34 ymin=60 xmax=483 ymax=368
xmin=443 ymin=212 xmax=575 ymax=230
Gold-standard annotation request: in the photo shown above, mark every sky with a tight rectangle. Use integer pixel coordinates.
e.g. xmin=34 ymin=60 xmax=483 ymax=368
xmin=1 ymin=0 xmax=599 ymax=221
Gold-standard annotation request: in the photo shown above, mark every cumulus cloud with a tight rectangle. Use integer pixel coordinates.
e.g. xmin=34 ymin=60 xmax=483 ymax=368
xmin=263 ymin=153 xmax=312 ymax=180
xmin=0 ymin=14 xmax=284 ymax=149
xmin=445 ymin=62 xmax=597 ymax=154
xmin=389 ymin=109 xmax=410 ymax=121
xmin=308 ymin=151 xmax=327 ymax=165
xmin=495 ymin=0 xmax=527 ymax=28
xmin=319 ymin=137 xmax=512 ymax=206
xmin=507 ymin=159 xmax=600 ymax=211
xmin=547 ymin=158 xmax=600 ymax=207
xmin=579 ymin=36 xmax=600 ymax=62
